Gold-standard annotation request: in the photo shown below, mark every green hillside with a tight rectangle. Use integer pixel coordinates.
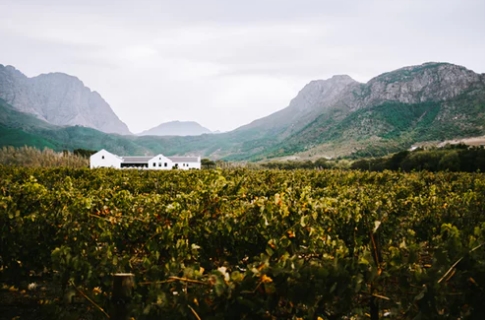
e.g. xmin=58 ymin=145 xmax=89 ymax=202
xmin=0 ymin=124 xmax=58 ymax=150
xmin=258 ymin=89 xmax=485 ymax=160
xmin=0 ymin=98 xmax=226 ymax=156
xmin=1 ymin=62 xmax=485 ymax=161
xmin=2 ymin=92 xmax=485 ymax=160
xmin=0 ymin=99 xmax=148 ymax=155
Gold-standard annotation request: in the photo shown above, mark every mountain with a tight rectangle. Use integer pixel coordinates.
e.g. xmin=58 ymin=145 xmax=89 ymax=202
xmin=0 ymin=97 xmax=148 ymax=155
xmin=1 ymin=62 xmax=484 ymax=161
xmin=186 ymin=62 xmax=485 ymax=160
xmin=264 ymin=62 xmax=485 ymax=159
xmin=214 ymin=75 xmax=361 ymax=159
xmin=0 ymin=64 xmax=131 ymax=135
xmin=237 ymin=75 xmax=359 ymax=138
xmin=138 ymin=121 xmax=212 ymax=136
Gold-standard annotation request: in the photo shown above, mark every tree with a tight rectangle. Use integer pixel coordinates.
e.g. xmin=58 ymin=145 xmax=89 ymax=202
xmin=73 ymin=149 xmax=97 ymax=158
xmin=201 ymin=158 xmax=216 ymax=169
xmin=438 ymin=151 xmax=460 ymax=171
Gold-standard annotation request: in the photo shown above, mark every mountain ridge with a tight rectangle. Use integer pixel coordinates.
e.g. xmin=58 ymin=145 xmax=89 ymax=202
xmin=0 ymin=64 xmax=131 ymax=135
xmin=257 ymin=62 xmax=485 ymax=159
xmin=1 ymin=61 xmax=485 ymax=161
xmin=138 ymin=120 xmax=212 ymax=136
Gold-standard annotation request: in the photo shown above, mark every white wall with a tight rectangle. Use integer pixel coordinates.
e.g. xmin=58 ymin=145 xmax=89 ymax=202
xmin=90 ymin=151 xmax=201 ymax=170
xmin=190 ymin=157 xmax=201 ymax=169
xmin=148 ymin=155 xmax=174 ymax=170
xmin=90 ymin=150 xmax=122 ymax=169
xmin=174 ymin=160 xmax=201 ymax=170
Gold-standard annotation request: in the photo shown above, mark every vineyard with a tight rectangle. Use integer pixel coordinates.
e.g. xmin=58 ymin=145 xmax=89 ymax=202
xmin=1 ymin=167 xmax=485 ymax=319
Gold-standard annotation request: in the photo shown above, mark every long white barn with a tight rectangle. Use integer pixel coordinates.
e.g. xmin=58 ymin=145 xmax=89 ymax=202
xmin=90 ymin=149 xmax=201 ymax=170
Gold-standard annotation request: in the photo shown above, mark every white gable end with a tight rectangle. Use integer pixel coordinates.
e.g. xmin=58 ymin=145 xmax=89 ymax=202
xmin=147 ymin=154 xmax=174 ymax=170
xmin=89 ymin=150 xmax=200 ymax=170
xmin=90 ymin=149 xmax=122 ymax=169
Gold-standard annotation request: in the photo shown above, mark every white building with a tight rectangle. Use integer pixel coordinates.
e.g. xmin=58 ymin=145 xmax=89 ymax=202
xmin=90 ymin=149 xmax=201 ymax=170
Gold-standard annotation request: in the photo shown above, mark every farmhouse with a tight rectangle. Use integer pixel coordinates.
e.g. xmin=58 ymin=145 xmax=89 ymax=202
xmin=90 ymin=149 xmax=201 ymax=170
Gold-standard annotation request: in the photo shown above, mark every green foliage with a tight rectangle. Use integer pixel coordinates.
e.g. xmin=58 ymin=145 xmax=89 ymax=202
xmin=0 ymin=124 xmax=59 ymax=150
xmin=259 ymin=89 xmax=485 ymax=160
xmin=201 ymin=158 xmax=216 ymax=169
xmin=1 ymin=168 xmax=485 ymax=318
xmin=351 ymin=144 xmax=485 ymax=172
xmin=261 ymin=158 xmax=333 ymax=170
xmin=73 ymin=148 xmax=97 ymax=159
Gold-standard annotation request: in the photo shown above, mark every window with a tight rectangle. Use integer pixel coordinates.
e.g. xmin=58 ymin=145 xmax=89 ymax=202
xmin=153 ymin=163 xmax=156 ymax=167
xmin=102 ymin=156 xmax=105 ymax=159
xmin=164 ymin=162 xmax=167 ymax=167
xmin=159 ymin=163 xmax=162 ymax=167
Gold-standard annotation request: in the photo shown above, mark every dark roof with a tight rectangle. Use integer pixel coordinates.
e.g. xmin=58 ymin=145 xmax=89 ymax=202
xmin=168 ymin=156 xmax=199 ymax=163
xmin=122 ymin=156 xmax=152 ymax=164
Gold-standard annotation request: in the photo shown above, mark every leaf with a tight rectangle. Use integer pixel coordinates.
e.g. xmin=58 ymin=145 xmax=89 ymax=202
xmin=261 ymin=274 xmax=273 ymax=283
xmin=300 ymin=215 xmax=307 ymax=227
xmin=265 ymin=247 xmax=274 ymax=256
xmin=373 ymin=220 xmax=381 ymax=233
xmin=264 ymin=282 xmax=276 ymax=294
xmin=414 ymin=290 xmax=425 ymax=301
xmin=359 ymin=256 xmax=370 ymax=265
xmin=330 ymin=282 xmax=337 ymax=293
xmin=214 ymin=282 xmax=225 ymax=297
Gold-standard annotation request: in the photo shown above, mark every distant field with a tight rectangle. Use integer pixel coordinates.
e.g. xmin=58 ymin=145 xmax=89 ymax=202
xmin=439 ymin=135 xmax=485 ymax=146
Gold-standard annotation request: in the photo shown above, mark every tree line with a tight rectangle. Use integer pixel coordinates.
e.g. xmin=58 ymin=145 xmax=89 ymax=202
xmin=351 ymin=144 xmax=485 ymax=172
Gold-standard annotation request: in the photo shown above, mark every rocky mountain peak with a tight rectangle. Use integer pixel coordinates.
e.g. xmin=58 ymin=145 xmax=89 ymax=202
xmin=330 ymin=74 xmax=356 ymax=82
xmin=290 ymin=75 xmax=359 ymax=113
xmin=362 ymin=62 xmax=484 ymax=106
xmin=34 ymin=72 xmax=84 ymax=84
xmin=2 ymin=65 xmax=26 ymax=80
xmin=237 ymin=74 xmax=360 ymax=135
xmin=0 ymin=65 xmax=131 ymax=135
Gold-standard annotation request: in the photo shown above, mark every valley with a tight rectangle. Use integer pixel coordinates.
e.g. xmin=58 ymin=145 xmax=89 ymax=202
xmin=1 ymin=62 xmax=485 ymax=161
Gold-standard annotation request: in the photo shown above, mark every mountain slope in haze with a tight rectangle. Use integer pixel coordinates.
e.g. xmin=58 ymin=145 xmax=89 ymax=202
xmin=233 ymin=75 xmax=359 ymax=139
xmin=138 ymin=121 xmax=212 ymax=136
xmin=0 ymin=97 xmax=220 ymax=157
xmin=0 ymin=64 xmax=131 ymax=135
xmin=2 ymin=62 xmax=485 ymax=161
xmin=259 ymin=62 xmax=485 ymax=159
xmin=174 ymin=62 xmax=485 ymax=161
xmin=0 ymin=98 xmax=147 ymax=155
xmin=0 ymin=98 xmax=59 ymax=150
xmin=139 ymin=62 xmax=485 ymax=161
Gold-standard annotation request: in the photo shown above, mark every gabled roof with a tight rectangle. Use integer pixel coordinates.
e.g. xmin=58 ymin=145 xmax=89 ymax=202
xmin=168 ymin=156 xmax=199 ymax=163
xmin=122 ymin=156 xmax=152 ymax=164
xmin=93 ymin=151 xmax=200 ymax=164
xmin=92 ymin=149 xmax=123 ymax=160
xmin=148 ymin=154 xmax=199 ymax=163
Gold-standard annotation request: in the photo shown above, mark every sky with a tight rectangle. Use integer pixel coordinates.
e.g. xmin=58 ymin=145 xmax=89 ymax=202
xmin=1 ymin=0 xmax=484 ymax=133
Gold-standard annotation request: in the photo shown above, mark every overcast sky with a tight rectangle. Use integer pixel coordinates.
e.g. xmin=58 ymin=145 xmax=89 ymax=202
xmin=1 ymin=0 xmax=484 ymax=133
